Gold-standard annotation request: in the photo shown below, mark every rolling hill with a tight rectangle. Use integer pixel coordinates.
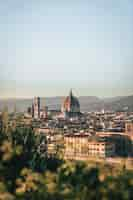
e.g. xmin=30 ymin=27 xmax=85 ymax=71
xmin=0 ymin=95 xmax=133 ymax=113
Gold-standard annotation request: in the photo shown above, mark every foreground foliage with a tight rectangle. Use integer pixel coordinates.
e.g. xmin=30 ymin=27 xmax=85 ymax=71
xmin=0 ymin=127 xmax=133 ymax=200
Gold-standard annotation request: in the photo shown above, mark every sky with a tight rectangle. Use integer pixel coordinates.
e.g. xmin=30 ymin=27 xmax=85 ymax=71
xmin=0 ymin=0 xmax=133 ymax=98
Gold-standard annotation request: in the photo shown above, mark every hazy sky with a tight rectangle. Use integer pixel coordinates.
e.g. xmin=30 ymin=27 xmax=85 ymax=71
xmin=0 ymin=0 xmax=133 ymax=98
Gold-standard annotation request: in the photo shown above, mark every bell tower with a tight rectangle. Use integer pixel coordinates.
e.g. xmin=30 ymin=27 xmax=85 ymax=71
xmin=32 ymin=97 xmax=40 ymax=119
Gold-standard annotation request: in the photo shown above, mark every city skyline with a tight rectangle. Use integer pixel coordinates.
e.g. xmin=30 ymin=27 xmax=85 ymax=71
xmin=0 ymin=0 xmax=133 ymax=98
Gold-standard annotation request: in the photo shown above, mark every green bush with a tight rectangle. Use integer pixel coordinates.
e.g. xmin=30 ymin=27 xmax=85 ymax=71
xmin=0 ymin=127 xmax=133 ymax=200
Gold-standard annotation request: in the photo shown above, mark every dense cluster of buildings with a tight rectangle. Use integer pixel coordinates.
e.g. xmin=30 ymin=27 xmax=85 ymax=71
xmin=1 ymin=90 xmax=133 ymax=165
xmin=22 ymin=90 xmax=133 ymax=161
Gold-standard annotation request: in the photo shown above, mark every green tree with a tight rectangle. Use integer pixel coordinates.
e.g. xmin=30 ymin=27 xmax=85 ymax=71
xmin=1 ymin=106 xmax=9 ymax=135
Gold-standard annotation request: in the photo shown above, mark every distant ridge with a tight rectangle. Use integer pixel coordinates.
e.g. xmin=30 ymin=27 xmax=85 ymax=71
xmin=0 ymin=95 xmax=133 ymax=112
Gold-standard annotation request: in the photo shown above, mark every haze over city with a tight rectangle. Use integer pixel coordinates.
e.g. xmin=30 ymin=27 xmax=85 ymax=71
xmin=0 ymin=0 xmax=133 ymax=98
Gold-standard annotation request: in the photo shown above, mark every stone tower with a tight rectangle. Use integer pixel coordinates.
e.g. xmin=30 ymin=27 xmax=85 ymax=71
xmin=32 ymin=97 xmax=40 ymax=119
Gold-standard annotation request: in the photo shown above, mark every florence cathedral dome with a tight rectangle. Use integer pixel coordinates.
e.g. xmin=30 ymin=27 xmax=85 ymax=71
xmin=61 ymin=90 xmax=80 ymax=119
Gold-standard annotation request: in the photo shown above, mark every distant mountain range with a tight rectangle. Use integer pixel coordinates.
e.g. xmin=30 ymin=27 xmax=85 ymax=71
xmin=0 ymin=95 xmax=133 ymax=113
